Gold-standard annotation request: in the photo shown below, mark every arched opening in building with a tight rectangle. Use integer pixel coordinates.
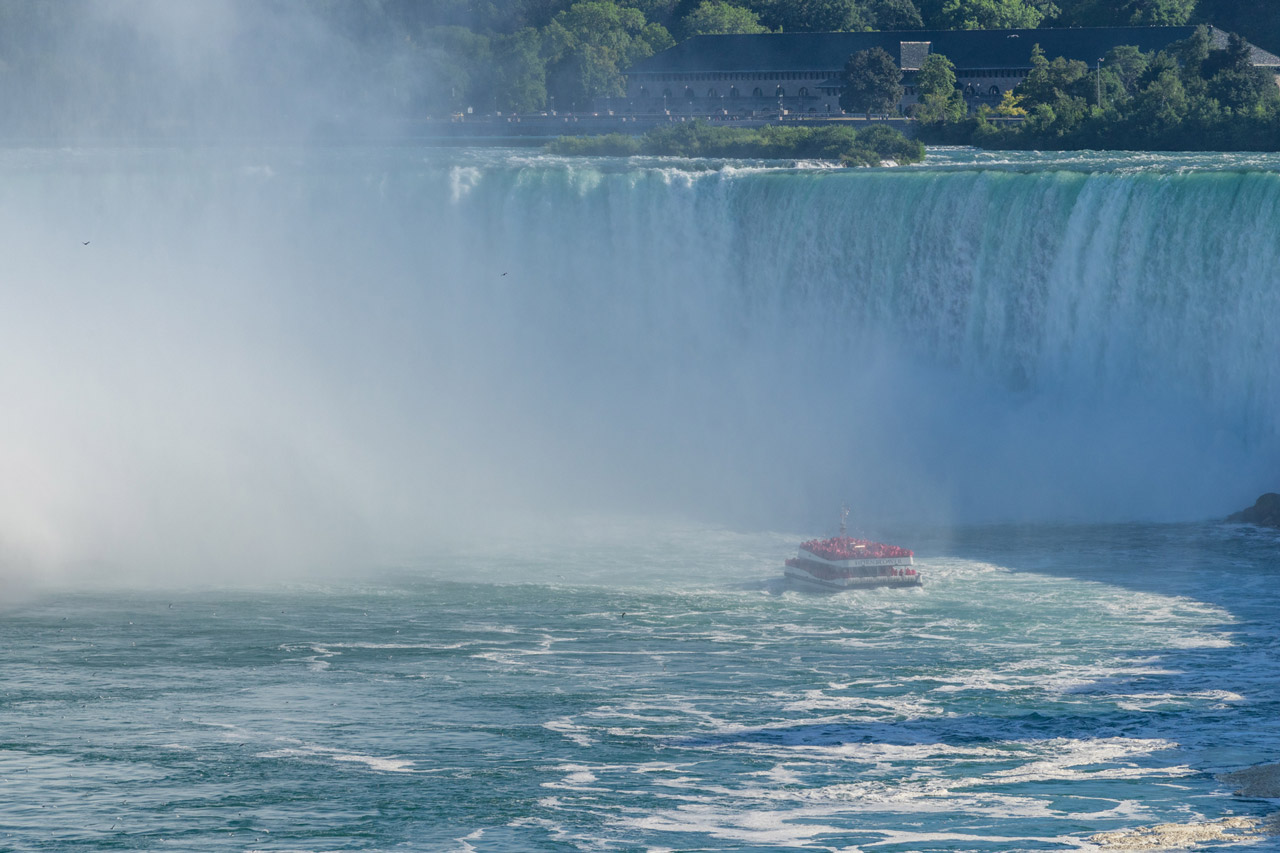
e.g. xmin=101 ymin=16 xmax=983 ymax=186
xmin=662 ymin=88 xmax=673 ymax=99
xmin=752 ymin=87 xmax=763 ymax=97
xmin=775 ymin=86 xmax=785 ymax=97
xmin=989 ymin=85 xmax=1001 ymax=96
xmin=707 ymin=88 xmax=718 ymax=98
xmin=798 ymin=87 xmax=809 ymax=97
xmin=729 ymin=86 xmax=739 ymax=98
xmin=684 ymin=86 xmax=696 ymax=101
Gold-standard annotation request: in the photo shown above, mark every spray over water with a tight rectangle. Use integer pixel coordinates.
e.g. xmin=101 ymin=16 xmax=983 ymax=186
xmin=1 ymin=148 xmax=1277 ymax=584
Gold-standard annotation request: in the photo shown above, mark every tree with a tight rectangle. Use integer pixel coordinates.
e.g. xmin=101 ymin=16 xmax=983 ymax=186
xmin=618 ymin=0 xmax=683 ymax=27
xmin=916 ymin=52 xmax=957 ymax=96
xmin=1208 ymin=68 xmax=1277 ymax=113
xmin=492 ymin=28 xmax=549 ymax=113
xmin=912 ymin=52 xmax=965 ymax=122
xmin=1102 ymin=44 xmax=1150 ymax=101
xmin=938 ymin=0 xmax=1045 ymax=28
xmin=1055 ymin=0 xmax=1193 ymax=26
xmin=1121 ymin=0 xmax=1196 ymax=25
xmin=1199 ymin=34 xmax=1280 ymax=114
xmin=993 ymin=90 xmax=1027 ymax=115
xmin=840 ymin=47 xmax=904 ymax=118
xmin=1130 ymin=67 xmax=1188 ymax=130
xmin=1202 ymin=32 xmax=1256 ymax=78
xmin=415 ymin=26 xmax=495 ymax=116
xmin=751 ymin=0 xmax=872 ymax=32
xmin=1014 ymin=44 xmax=1092 ymax=135
xmin=677 ymin=1 xmax=770 ymax=38
xmin=867 ymin=0 xmax=925 ymax=28
xmin=1174 ymin=25 xmax=1213 ymax=78
xmin=1017 ymin=44 xmax=1092 ymax=105
xmin=543 ymin=2 xmax=674 ymax=109
xmin=1194 ymin=0 xmax=1280 ymax=72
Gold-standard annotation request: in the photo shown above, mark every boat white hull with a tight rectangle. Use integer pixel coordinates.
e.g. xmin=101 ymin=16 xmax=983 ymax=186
xmin=783 ymin=565 xmax=922 ymax=593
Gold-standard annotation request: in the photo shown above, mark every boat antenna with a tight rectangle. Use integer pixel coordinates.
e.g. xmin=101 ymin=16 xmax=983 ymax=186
xmin=839 ymin=503 xmax=850 ymax=537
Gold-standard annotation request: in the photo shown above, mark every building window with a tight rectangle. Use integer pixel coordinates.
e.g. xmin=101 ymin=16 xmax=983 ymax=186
xmin=989 ymin=85 xmax=1000 ymax=96
xmin=776 ymin=86 xmax=785 ymax=97
xmin=685 ymin=87 xmax=696 ymax=101
xmin=753 ymin=87 xmax=763 ymax=97
xmin=798 ymin=87 xmax=809 ymax=97
xmin=730 ymin=86 xmax=739 ymax=98
xmin=707 ymin=88 xmax=718 ymax=98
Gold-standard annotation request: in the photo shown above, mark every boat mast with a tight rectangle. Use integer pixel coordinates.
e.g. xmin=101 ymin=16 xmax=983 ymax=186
xmin=839 ymin=503 xmax=850 ymax=538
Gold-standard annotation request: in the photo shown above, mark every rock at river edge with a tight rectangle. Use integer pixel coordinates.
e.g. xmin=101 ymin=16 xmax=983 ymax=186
xmin=1226 ymin=493 xmax=1280 ymax=528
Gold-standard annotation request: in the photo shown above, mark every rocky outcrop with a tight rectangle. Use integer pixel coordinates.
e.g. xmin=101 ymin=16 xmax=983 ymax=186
xmin=1219 ymin=761 xmax=1280 ymax=797
xmin=1226 ymin=493 xmax=1280 ymax=528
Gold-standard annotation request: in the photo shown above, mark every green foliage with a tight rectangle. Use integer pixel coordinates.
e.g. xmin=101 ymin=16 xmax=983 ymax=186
xmin=1193 ymin=1 xmax=1280 ymax=72
xmin=916 ymin=53 xmax=958 ymax=97
xmin=543 ymin=2 xmax=673 ymax=108
xmin=1017 ymin=44 xmax=1092 ymax=103
xmin=840 ymin=47 xmax=904 ymax=117
xmin=1056 ymin=0 xmax=1195 ymax=26
xmin=617 ymin=0 xmax=682 ymax=27
xmin=1127 ymin=0 xmax=1197 ymax=25
xmin=678 ymin=1 xmax=770 ymax=39
xmin=912 ymin=53 xmax=966 ymax=122
xmin=748 ymin=0 xmax=872 ymax=32
xmin=1102 ymin=44 xmax=1150 ymax=101
xmin=544 ymin=120 xmax=925 ymax=164
xmin=850 ymin=122 xmax=927 ymax=162
xmin=491 ymin=28 xmax=549 ymax=113
xmin=925 ymin=27 xmax=1280 ymax=152
xmin=416 ymin=26 xmax=495 ymax=115
xmin=938 ymin=0 xmax=1046 ymax=29
xmin=994 ymin=90 xmax=1027 ymax=115
xmin=545 ymin=131 xmax=643 ymax=153
xmin=867 ymin=0 xmax=926 ymax=28
xmin=2 ymin=0 xmax=1277 ymax=142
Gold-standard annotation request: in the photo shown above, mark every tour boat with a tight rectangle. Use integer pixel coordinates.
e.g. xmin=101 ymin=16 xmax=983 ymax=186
xmin=783 ymin=509 xmax=920 ymax=592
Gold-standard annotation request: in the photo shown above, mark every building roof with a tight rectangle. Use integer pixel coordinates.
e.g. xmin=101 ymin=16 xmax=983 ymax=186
xmin=629 ymin=26 xmax=1280 ymax=74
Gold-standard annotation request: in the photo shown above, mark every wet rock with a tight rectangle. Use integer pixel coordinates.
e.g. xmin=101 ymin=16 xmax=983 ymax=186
xmin=1220 ymin=762 xmax=1280 ymax=798
xmin=1226 ymin=493 xmax=1280 ymax=528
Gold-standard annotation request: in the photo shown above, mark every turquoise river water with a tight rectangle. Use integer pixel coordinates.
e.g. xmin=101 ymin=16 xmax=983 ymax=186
xmin=1 ymin=146 xmax=1279 ymax=851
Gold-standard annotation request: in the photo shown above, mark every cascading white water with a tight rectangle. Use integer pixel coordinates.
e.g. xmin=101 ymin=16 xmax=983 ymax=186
xmin=1 ymin=147 xmax=1277 ymax=580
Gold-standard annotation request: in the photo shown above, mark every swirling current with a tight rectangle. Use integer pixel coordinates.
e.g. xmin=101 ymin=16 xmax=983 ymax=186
xmin=1 ymin=147 xmax=1279 ymax=851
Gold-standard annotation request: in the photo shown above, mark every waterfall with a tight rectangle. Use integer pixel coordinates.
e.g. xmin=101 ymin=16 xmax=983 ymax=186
xmin=2 ymin=147 xmax=1277 ymax=578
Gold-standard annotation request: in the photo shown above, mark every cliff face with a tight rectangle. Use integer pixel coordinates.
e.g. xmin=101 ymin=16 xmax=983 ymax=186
xmin=1227 ymin=494 xmax=1280 ymax=528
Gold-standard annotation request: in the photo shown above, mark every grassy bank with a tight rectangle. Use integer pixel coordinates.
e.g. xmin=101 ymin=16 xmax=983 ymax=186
xmin=546 ymin=122 xmax=925 ymax=166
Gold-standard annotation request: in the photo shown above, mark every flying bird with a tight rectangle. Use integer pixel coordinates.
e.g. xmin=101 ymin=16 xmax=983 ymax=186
xmin=81 ymin=240 xmax=90 ymax=245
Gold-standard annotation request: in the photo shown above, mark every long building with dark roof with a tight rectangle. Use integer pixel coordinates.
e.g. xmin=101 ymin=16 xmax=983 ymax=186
xmin=620 ymin=26 xmax=1280 ymax=116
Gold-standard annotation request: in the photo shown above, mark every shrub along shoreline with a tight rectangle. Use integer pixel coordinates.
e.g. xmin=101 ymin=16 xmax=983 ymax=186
xmin=545 ymin=121 xmax=926 ymax=166
xmin=914 ymin=28 xmax=1280 ymax=152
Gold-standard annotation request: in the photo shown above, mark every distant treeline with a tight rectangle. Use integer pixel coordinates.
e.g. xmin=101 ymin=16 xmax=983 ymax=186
xmin=329 ymin=0 xmax=1280 ymax=116
xmin=0 ymin=0 xmax=1277 ymax=138
xmin=545 ymin=121 xmax=926 ymax=165
xmin=914 ymin=26 xmax=1280 ymax=149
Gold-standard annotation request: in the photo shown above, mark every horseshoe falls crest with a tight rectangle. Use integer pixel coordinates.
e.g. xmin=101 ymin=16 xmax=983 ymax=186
xmin=2 ymin=147 xmax=1280 ymax=853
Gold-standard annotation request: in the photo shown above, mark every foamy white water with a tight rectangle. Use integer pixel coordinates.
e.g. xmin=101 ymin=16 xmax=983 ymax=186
xmin=3 ymin=520 xmax=1280 ymax=851
xmin=1 ymin=147 xmax=1278 ymax=585
xmin=1 ymin=146 xmax=1279 ymax=851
